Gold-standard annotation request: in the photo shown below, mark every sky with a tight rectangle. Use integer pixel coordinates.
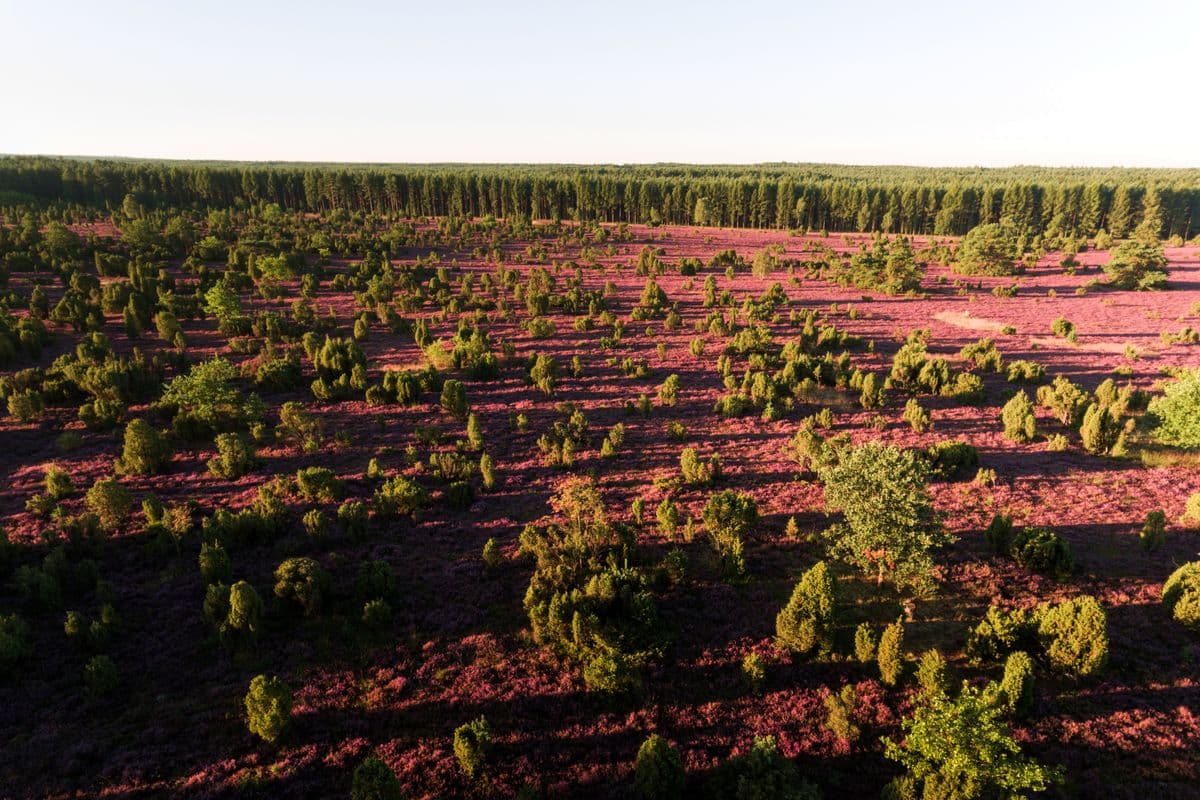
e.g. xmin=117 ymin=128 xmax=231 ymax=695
xmin=2 ymin=0 xmax=1198 ymax=167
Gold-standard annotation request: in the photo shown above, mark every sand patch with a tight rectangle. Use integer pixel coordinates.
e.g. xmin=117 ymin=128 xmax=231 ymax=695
xmin=933 ymin=311 xmax=1007 ymax=332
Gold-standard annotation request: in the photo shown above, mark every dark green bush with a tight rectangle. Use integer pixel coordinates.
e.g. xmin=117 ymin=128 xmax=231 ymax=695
xmin=273 ymin=557 xmax=331 ymax=617
xmin=635 ymin=734 xmax=685 ymax=800
xmin=245 ymin=674 xmax=292 ymax=742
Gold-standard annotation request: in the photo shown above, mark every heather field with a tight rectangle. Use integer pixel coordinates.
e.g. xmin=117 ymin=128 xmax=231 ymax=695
xmin=1 ymin=212 xmax=1199 ymax=800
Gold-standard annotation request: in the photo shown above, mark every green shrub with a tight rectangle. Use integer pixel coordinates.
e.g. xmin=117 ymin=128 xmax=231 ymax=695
xmin=85 ymin=477 xmax=132 ymax=532
xmin=1001 ymin=391 xmax=1036 ymax=443
xmin=480 ymin=453 xmax=497 ymax=490
xmin=1037 ymin=376 xmax=1090 ymax=427
xmin=207 ymin=433 xmax=258 ymax=479
xmin=634 ymin=734 xmax=685 ymax=800
xmin=0 ymin=614 xmax=31 ymax=675
xmin=679 ymin=447 xmax=719 ymax=486
xmin=902 ymin=398 xmax=930 ymax=433
xmin=245 ymin=674 xmax=292 ymax=743
xmin=707 ymin=735 xmax=819 ymax=800
xmin=439 ymin=379 xmax=469 ymax=419
xmin=453 ymin=715 xmax=491 ymax=779
xmin=1010 ymin=527 xmax=1074 ymax=579
xmin=373 ymin=475 xmax=430 ymax=520
xmin=984 ymin=514 xmax=1013 ymax=554
xmin=114 ymin=418 xmax=171 ymax=475
xmin=1140 ymin=509 xmax=1167 ymax=552
xmin=1162 ymin=561 xmax=1200 ymax=629
xmin=1036 ymin=596 xmax=1108 ymax=677
xmin=658 ymin=374 xmax=681 ymax=407
xmin=774 ymin=561 xmax=837 ymax=656
xmin=994 ymin=650 xmax=1034 ymax=716
xmin=353 ymin=561 xmax=396 ymax=604
xmin=854 ymin=623 xmax=876 ymax=663
xmin=351 ymin=756 xmax=404 ymax=800
xmin=294 ymin=466 xmax=343 ymax=503
xmin=924 ymin=440 xmax=979 ymax=479
xmin=824 ymin=684 xmax=861 ymax=744
xmin=1148 ymin=370 xmax=1200 ymax=448
xmin=338 ymin=500 xmax=369 ymax=539
xmin=1079 ymin=402 xmax=1128 ymax=455
xmin=1103 ymin=240 xmax=1169 ymax=290
xmin=965 ymin=605 xmax=1036 ymax=664
xmin=7 ymin=389 xmax=45 ymax=422
xmin=198 ymin=541 xmax=231 ymax=584
xmin=702 ymin=490 xmax=757 ymax=578
xmin=877 ymin=620 xmax=904 ymax=686
xmin=482 ymin=537 xmax=502 ymax=570
xmin=83 ymin=654 xmax=119 ymax=698
xmin=225 ymin=580 xmax=263 ymax=637
xmin=916 ymin=649 xmax=948 ymax=700
xmin=742 ymin=651 xmax=766 ymax=694
xmin=273 ymin=557 xmax=331 ymax=617
xmin=952 ymin=223 xmax=1020 ymax=276
xmin=1005 ymin=359 xmax=1045 ymax=384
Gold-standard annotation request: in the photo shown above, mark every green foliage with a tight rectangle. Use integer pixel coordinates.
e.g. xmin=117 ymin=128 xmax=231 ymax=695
xmin=479 ymin=453 xmax=497 ymax=490
xmin=114 ymin=418 xmax=171 ymax=476
xmin=680 ymin=447 xmax=719 ymax=486
xmin=844 ymin=236 xmax=925 ymax=294
xmin=198 ymin=541 xmax=231 ymax=584
xmin=1079 ymin=402 xmax=1128 ymax=455
xmin=1148 ymin=370 xmax=1200 ymax=448
xmin=774 ymin=561 xmax=837 ymax=657
xmin=902 ymin=398 xmax=930 ymax=433
xmin=84 ymin=654 xmax=119 ymax=698
xmin=854 ymin=622 xmax=877 ymax=663
xmin=373 ymin=475 xmax=430 ymax=520
xmin=294 ymin=466 xmax=343 ymax=503
xmin=439 ymin=379 xmax=469 ymax=419
xmin=1103 ymin=240 xmax=1169 ymax=290
xmin=923 ymin=440 xmax=979 ymax=480
xmin=702 ymin=490 xmax=758 ymax=578
xmin=916 ymin=649 xmax=948 ymax=701
xmin=877 ymin=620 xmax=904 ymax=686
xmin=658 ymin=373 xmax=681 ymax=407
xmin=883 ymin=684 xmax=1062 ymax=800
xmin=983 ymin=513 xmax=1014 ymax=555
xmin=273 ymin=556 xmax=331 ymax=617
xmin=742 ymin=651 xmax=766 ymax=694
xmin=528 ymin=353 xmax=559 ymax=396
xmin=819 ymin=444 xmax=946 ymax=590
xmin=994 ymin=650 xmax=1035 ymax=716
xmin=1004 ymin=360 xmax=1045 ymax=384
xmin=482 ymin=537 xmax=502 ymax=570
xmin=1001 ymin=390 xmax=1037 ymax=443
xmin=634 ymin=734 xmax=686 ymax=800
xmin=1036 ymin=376 xmax=1090 ymax=427
xmin=453 ymin=716 xmax=491 ymax=779
xmin=0 ymin=614 xmax=31 ymax=676
xmin=1036 ymin=595 xmax=1108 ymax=678
xmin=351 ymin=757 xmax=404 ymax=800
xmin=244 ymin=674 xmax=292 ymax=743
xmin=1162 ymin=561 xmax=1200 ymax=629
xmin=953 ymin=223 xmax=1021 ymax=276
xmin=824 ymin=684 xmax=861 ymax=744
xmin=1010 ymin=527 xmax=1075 ymax=579
xmin=85 ymin=477 xmax=132 ymax=532
xmin=1140 ymin=509 xmax=1166 ymax=553
xmin=207 ymin=433 xmax=258 ymax=479
xmin=159 ymin=357 xmax=264 ymax=436
xmin=520 ymin=477 xmax=661 ymax=693
xmin=965 ymin=605 xmax=1036 ymax=664
xmin=707 ymin=735 xmax=819 ymax=800
xmin=225 ymin=580 xmax=263 ymax=637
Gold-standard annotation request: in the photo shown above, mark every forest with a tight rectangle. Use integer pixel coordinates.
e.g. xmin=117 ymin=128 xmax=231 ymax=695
xmin=2 ymin=157 xmax=1199 ymax=239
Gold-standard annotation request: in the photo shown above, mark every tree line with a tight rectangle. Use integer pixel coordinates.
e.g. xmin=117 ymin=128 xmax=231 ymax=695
xmin=1 ymin=156 xmax=1199 ymax=239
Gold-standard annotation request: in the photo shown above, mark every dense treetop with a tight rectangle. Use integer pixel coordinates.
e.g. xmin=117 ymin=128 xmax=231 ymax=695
xmin=2 ymin=157 xmax=1198 ymax=238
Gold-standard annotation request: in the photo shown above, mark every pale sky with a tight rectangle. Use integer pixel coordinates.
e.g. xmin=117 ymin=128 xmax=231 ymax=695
xmin=2 ymin=0 xmax=1197 ymax=167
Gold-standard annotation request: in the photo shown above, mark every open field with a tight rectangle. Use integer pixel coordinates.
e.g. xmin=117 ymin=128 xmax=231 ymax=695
xmin=1 ymin=212 xmax=1199 ymax=799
